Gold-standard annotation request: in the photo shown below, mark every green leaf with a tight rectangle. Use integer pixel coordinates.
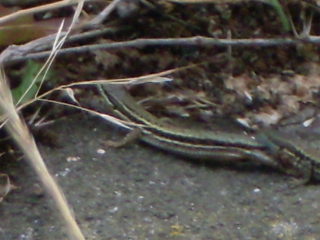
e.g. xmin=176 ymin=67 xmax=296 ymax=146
xmin=269 ymin=0 xmax=291 ymax=32
xmin=11 ymin=61 xmax=50 ymax=105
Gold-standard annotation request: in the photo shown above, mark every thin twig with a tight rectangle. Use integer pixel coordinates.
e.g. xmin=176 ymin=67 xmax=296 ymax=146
xmin=0 ymin=27 xmax=124 ymax=66
xmin=5 ymin=35 xmax=320 ymax=64
xmin=88 ymin=0 xmax=122 ymax=26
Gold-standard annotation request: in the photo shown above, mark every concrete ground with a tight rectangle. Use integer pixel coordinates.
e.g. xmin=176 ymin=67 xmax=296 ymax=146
xmin=0 ymin=115 xmax=320 ymax=240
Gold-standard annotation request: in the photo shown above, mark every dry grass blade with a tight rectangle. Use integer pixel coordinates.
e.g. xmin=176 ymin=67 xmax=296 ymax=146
xmin=19 ymin=0 xmax=85 ymax=105
xmin=0 ymin=0 xmax=86 ymax=238
xmin=40 ymin=98 xmax=135 ymax=129
xmin=0 ymin=68 xmax=85 ymax=240
xmin=0 ymin=173 xmax=13 ymax=202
